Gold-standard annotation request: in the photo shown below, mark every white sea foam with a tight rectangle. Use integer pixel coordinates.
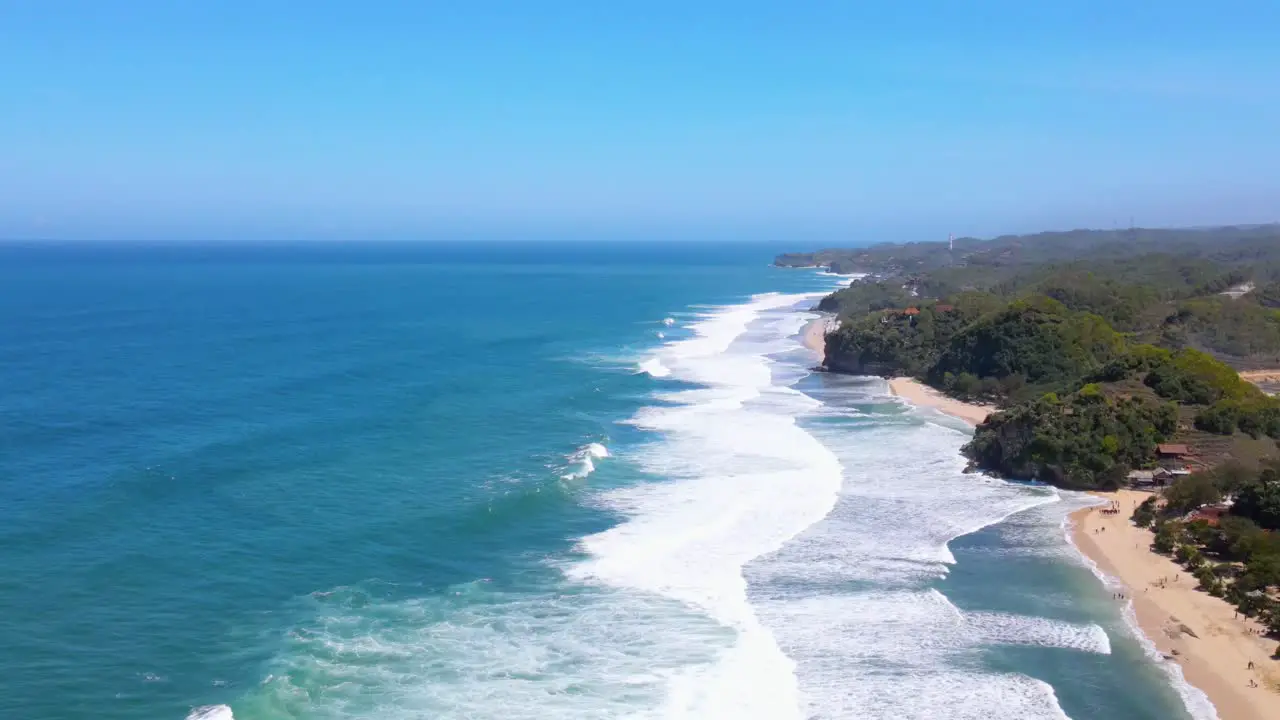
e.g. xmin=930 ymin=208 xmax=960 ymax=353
xmin=572 ymin=291 xmax=835 ymax=719
xmin=581 ymin=295 xmax=1109 ymax=719
xmin=1062 ymin=507 xmax=1221 ymax=720
xmin=662 ymin=317 xmax=676 ymax=327
xmin=563 ymin=442 xmax=611 ymax=480
xmin=637 ymin=357 xmax=671 ymax=378
xmin=185 ymin=706 xmax=234 ymax=720
xmin=743 ymin=378 xmax=1096 ymax=720
xmin=250 ymin=583 xmax=733 ymax=719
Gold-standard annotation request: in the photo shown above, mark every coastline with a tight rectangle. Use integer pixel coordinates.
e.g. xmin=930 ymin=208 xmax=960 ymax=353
xmin=887 ymin=377 xmax=993 ymax=426
xmin=1070 ymin=491 xmax=1280 ymax=720
xmin=801 ymin=315 xmax=833 ymax=356
xmin=798 ymin=317 xmax=993 ymax=427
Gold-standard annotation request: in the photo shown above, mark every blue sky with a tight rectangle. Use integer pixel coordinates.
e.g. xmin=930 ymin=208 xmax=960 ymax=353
xmin=2 ymin=2 xmax=1278 ymax=242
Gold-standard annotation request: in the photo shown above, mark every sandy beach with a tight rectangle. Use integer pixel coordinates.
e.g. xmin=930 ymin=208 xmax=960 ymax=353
xmin=1072 ymin=491 xmax=1280 ymax=719
xmin=887 ymin=377 xmax=993 ymax=426
xmin=801 ymin=315 xmax=832 ymax=357
xmin=801 ymin=318 xmax=993 ymax=426
xmin=1240 ymin=370 xmax=1280 ymax=384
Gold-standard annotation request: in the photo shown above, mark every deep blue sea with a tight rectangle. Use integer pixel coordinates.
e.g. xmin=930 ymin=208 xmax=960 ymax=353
xmin=0 ymin=242 xmax=1214 ymax=719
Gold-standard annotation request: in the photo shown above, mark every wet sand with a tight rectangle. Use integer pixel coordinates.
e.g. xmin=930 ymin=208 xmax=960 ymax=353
xmin=887 ymin=377 xmax=993 ymax=426
xmin=1072 ymin=491 xmax=1280 ymax=720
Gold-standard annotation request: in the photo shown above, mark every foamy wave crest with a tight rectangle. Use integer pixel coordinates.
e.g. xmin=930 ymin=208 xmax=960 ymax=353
xmin=562 ymin=442 xmax=610 ymax=480
xmin=662 ymin=317 xmax=675 ymax=326
xmin=185 ymin=706 xmax=234 ymax=720
xmin=572 ymin=291 xmax=836 ymax=718
xmin=637 ymin=357 xmax=671 ymax=378
xmin=744 ymin=380 xmax=1084 ymax=719
xmin=242 ymin=582 xmax=733 ymax=719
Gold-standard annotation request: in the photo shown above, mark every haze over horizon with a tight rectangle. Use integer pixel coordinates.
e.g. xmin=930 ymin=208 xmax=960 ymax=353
xmin=3 ymin=2 xmax=1279 ymax=243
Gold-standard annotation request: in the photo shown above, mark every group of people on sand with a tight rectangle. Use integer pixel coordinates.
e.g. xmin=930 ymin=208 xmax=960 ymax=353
xmin=1099 ymin=501 xmax=1122 ymax=515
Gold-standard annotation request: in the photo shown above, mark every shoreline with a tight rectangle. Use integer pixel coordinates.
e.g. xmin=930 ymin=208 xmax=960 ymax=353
xmin=801 ymin=315 xmax=833 ymax=357
xmin=887 ymin=376 xmax=993 ymax=426
xmin=797 ymin=318 xmax=993 ymax=427
xmin=1070 ymin=491 xmax=1280 ymax=720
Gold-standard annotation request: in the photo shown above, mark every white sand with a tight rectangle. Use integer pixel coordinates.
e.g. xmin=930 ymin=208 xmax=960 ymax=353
xmin=801 ymin=316 xmax=830 ymax=357
xmin=1073 ymin=492 xmax=1280 ymax=719
xmin=887 ymin=377 xmax=993 ymax=426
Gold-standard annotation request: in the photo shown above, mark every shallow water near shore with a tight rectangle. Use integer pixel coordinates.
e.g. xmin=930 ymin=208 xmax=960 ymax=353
xmin=0 ymin=241 xmax=1204 ymax=719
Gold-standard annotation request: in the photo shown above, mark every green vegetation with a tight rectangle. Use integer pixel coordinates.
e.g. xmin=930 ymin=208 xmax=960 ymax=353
xmin=1163 ymin=297 xmax=1280 ymax=360
xmin=1135 ymin=463 xmax=1280 ymax=634
xmin=1254 ymin=281 xmax=1280 ymax=309
xmin=778 ymin=225 xmax=1280 ymax=283
xmin=928 ymin=298 xmax=1123 ymax=400
xmin=960 ymin=345 xmax=1280 ymax=488
xmin=790 ymin=224 xmax=1280 ymax=490
xmin=816 ymin=281 xmax=915 ymax=319
xmin=796 ymin=225 xmax=1280 ymax=366
xmin=962 ymin=388 xmax=1176 ymax=489
xmin=822 ymin=295 xmax=1000 ymax=378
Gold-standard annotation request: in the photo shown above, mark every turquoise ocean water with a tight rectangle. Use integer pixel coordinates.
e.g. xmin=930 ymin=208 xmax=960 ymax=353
xmin=0 ymin=242 xmax=1214 ymax=719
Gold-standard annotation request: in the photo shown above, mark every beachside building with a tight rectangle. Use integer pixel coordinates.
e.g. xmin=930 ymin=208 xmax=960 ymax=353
xmin=1127 ymin=470 xmax=1156 ymax=486
xmin=1186 ymin=505 xmax=1228 ymax=525
xmin=1155 ymin=443 xmax=1197 ymax=472
xmin=1127 ymin=469 xmax=1174 ymax=487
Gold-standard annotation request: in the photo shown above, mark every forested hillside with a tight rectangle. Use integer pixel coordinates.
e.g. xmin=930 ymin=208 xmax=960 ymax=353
xmin=784 ymin=225 xmax=1280 ymax=489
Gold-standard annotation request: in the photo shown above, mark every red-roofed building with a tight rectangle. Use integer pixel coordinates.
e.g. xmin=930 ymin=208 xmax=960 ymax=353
xmin=1187 ymin=505 xmax=1227 ymax=526
xmin=935 ymin=304 xmax=955 ymax=312
xmin=1157 ymin=444 xmax=1191 ymax=459
xmin=903 ymin=307 xmax=920 ymax=316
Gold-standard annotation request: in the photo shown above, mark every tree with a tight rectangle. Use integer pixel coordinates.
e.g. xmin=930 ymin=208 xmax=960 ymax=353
xmin=1153 ymin=522 xmax=1183 ymax=554
xmin=1233 ymin=470 xmax=1280 ymax=530
xmin=1214 ymin=515 xmax=1264 ymax=561
xmin=1239 ymin=554 xmax=1280 ymax=592
xmin=1176 ymin=544 xmax=1204 ymax=568
xmin=1101 ymin=434 xmax=1120 ymax=455
xmin=1132 ymin=496 xmax=1158 ymax=528
xmin=1209 ymin=460 xmax=1256 ymax=496
xmin=1163 ymin=474 xmax=1222 ymax=515
xmin=1195 ymin=565 xmax=1222 ymax=595
xmin=1195 ymin=401 xmax=1239 ymax=435
xmin=1186 ymin=519 xmax=1217 ymax=547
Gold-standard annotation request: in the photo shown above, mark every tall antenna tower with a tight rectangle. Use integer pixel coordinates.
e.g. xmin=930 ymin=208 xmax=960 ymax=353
xmin=949 ymin=233 xmax=954 ymax=251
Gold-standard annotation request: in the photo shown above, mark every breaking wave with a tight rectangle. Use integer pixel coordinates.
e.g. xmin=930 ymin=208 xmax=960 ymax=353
xmin=571 ymin=292 xmax=836 ymax=718
xmin=562 ymin=442 xmax=610 ymax=480
xmin=637 ymin=357 xmax=671 ymax=378
xmin=185 ymin=706 xmax=234 ymax=720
